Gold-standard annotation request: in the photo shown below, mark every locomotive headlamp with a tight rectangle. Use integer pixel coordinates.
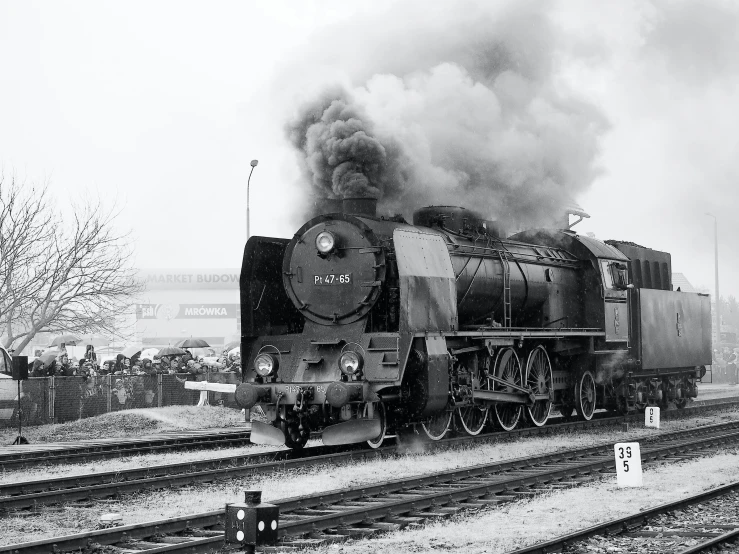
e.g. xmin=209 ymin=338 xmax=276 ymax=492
xmin=339 ymin=351 xmax=363 ymax=375
xmin=315 ymin=231 xmax=336 ymax=254
xmin=254 ymin=354 xmax=278 ymax=377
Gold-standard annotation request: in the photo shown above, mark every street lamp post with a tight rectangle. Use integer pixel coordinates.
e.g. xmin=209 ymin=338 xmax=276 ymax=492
xmin=706 ymin=213 xmax=720 ymax=348
xmin=247 ymin=159 xmax=259 ymax=241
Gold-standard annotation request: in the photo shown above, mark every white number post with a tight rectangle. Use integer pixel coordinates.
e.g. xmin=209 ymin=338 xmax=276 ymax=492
xmin=614 ymin=442 xmax=643 ymax=487
xmin=645 ymin=407 xmax=660 ymax=429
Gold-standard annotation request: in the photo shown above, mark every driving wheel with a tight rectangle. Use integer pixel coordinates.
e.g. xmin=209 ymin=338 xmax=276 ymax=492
xmin=525 ymin=346 xmax=553 ymax=427
xmin=489 ymin=347 xmax=523 ymax=431
xmin=575 ymin=370 xmax=596 ymax=421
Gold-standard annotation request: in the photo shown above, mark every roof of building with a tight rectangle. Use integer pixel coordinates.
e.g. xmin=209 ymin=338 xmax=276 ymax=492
xmin=672 ymin=272 xmax=696 ymax=292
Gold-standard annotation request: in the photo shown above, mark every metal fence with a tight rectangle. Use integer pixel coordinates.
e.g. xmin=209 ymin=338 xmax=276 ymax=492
xmin=1 ymin=371 xmax=242 ymax=428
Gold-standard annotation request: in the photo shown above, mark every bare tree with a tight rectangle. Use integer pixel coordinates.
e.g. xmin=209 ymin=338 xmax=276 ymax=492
xmin=0 ymin=174 xmax=143 ymax=352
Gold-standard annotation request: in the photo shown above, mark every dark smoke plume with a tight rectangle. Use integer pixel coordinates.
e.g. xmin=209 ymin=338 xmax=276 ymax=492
xmin=285 ymin=1 xmax=609 ymax=227
xmin=286 ymin=89 xmax=409 ymax=214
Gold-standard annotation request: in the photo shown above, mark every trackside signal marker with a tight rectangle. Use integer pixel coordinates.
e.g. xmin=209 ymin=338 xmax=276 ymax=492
xmin=645 ymin=406 xmax=660 ymax=429
xmin=614 ymin=442 xmax=643 ymax=487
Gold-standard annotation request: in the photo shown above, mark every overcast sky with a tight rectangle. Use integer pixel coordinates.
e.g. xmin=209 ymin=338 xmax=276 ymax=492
xmin=1 ymin=0 xmax=738 ymax=299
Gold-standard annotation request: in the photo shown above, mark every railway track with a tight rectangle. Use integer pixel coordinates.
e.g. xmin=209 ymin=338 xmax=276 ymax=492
xmin=511 ymin=481 xmax=739 ymax=553
xmin=4 ymin=416 xmax=739 ymax=553
xmin=0 ymin=428 xmax=252 ymax=470
xmin=0 ymin=395 xmax=734 ymax=473
xmin=3 ymin=398 xmax=739 ymax=514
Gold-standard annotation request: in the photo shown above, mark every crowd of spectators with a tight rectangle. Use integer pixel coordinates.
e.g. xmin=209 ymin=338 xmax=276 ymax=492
xmin=28 ymin=344 xmax=242 ymax=379
xmin=711 ymin=347 xmax=739 ymax=384
xmin=13 ymin=344 xmax=243 ymax=424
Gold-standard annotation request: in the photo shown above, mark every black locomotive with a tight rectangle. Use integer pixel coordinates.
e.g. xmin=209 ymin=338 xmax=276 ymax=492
xmin=235 ymin=198 xmax=711 ymax=448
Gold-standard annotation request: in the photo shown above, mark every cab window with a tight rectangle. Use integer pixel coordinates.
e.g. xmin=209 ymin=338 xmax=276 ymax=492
xmin=600 ymin=260 xmax=614 ymax=289
xmin=601 ymin=260 xmax=629 ymax=290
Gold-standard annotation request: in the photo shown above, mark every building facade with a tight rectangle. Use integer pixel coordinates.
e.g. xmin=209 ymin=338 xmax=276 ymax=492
xmin=134 ymin=268 xmax=240 ymax=348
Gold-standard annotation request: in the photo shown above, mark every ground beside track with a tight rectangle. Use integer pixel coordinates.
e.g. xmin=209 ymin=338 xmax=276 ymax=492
xmin=1 ymin=383 xmax=733 ymax=446
xmin=0 ymin=405 xmax=246 ymax=444
xmin=1 ymin=403 xmax=739 ymax=547
xmin=307 ymin=450 xmax=739 ymax=554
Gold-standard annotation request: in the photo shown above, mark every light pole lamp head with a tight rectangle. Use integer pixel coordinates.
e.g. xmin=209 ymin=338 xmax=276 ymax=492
xmin=250 ymin=160 xmax=259 ymax=167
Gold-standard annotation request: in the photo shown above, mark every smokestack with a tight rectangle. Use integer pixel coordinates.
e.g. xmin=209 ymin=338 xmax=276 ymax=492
xmin=342 ymin=197 xmax=377 ymax=217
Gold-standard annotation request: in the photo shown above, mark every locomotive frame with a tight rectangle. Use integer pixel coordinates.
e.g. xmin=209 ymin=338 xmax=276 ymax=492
xmin=235 ymin=198 xmax=711 ymax=449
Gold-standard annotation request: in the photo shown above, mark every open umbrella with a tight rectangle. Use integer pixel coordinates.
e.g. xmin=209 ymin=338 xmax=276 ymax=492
xmin=158 ymin=346 xmax=186 ymax=357
xmin=141 ymin=348 xmax=159 ymax=360
xmin=49 ymin=334 xmax=83 ymax=347
xmin=39 ymin=351 xmax=59 ymax=367
xmin=176 ymin=338 xmax=211 ymax=349
xmin=223 ymin=341 xmax=240 ymax=352
xmin=121 ymin=345 xmax=143 ymax=358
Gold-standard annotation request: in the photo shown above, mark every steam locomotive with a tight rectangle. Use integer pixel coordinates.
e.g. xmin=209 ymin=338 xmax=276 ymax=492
xmin=235 ymin=198 xmax=711 ymax=448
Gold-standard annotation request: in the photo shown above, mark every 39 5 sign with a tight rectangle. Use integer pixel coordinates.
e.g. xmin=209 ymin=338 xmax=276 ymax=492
xmin=614 ymin=442 xmax=643 ymax=487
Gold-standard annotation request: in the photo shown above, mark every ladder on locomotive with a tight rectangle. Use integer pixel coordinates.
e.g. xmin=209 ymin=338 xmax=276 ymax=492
xmin=500 ymin=249 xmax=512 ymax=328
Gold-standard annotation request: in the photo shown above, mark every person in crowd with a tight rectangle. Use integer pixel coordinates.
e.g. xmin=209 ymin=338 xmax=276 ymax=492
xmin=731 ymin=348 xmax=739 ymax=385
xmin=81 ymin=370 xmax=105 ymax=418
xmin=153 ymin=357 xmax=165 ymax=373
xmin=140 ymin=359 xmax=157 ymax=406
xmin=711 ymin=349 xmax=720 ymax=382
xmin=231 ymin=358 xmax=241 ymax=374
xmin=78 ymin=359 xmax=96 ymax=378
xmin=55 ymin=355 xmax=82 ymax=422
xmin=186 ymin=359 xmax=197 ymax=374
xmin=725 ymin=348 xmax=736 ymax=385
xmin=46 ymin=359 xmax=57 ymax=377
xmin=85 ymin=345 xmax=98 ymax=368
xmin=57 ymin=354 xmax=75 ymax=376
xmin=716 ymin=350 xmax=727 ymax=383
xmin=30 ymin=359 xmax=45 ymax=377
xmin=169 ymin=358 xmax=180 ymax=373
xmin=114 ymin=354 xmax=126 ymax=374
xmin=98 ymin=360 xmax=113 ymax=375
xmin=130 ymin=373 xmax=146 ymax=407
xmin=181 ymin=350 xmax=194 ymax=366
xmin=111 ymin=379 xmax=128 ymax=410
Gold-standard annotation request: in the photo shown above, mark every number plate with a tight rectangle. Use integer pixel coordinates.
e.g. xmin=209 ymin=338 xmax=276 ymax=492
xmin=314 ymin=273 xmax=352 ymax=286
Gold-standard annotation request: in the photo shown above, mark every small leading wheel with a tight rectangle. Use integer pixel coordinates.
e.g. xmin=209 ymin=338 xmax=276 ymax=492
xmin=421 ymin=410 xmax=453 ymax=440
xmin=575 ymin=370 xmax=596 ymax=421
xmin=281 ymin=416 xmax=309 ymax=450
xmin=456 ymin=403 xmax=488 ymax=436
xmin=365 ymin=402 xmax=387 ymax=449
xmin=490 ymin=347 xmax=523 ymax=431
xmin=525 ymin=346 xmax=553 ymax=427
